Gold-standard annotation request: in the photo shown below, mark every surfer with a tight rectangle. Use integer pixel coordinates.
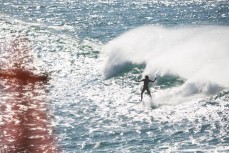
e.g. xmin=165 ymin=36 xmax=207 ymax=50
xmin=137 ymin=75 xmax=156 ymax=101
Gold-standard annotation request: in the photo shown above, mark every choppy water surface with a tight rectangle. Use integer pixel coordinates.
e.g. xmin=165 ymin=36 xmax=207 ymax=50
xmin=0 ymin=0 xmax=229 ymax=152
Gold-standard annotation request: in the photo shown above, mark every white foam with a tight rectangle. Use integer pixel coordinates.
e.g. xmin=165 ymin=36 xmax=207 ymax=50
xmin=102 ymin=25 xmax=229 ymax=104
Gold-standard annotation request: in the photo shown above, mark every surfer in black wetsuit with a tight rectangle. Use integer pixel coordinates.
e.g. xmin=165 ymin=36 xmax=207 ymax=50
xmin=137 ymin=75 xmax=156 ymax=101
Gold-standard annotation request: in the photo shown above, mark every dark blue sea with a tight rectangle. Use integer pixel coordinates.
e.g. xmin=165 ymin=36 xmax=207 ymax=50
xmin=0 ymin=0 xmax=229 ymax=152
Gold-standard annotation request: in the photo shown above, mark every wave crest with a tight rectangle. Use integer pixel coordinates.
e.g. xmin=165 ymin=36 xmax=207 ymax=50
xmin=102 ymin=25 xmax=229 ymax=100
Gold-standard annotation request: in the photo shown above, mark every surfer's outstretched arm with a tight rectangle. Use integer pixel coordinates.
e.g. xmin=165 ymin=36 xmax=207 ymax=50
xmin=136 ymin=79 xmax=144 ymax=82
xmin=150 ymin=77 xmax=157 ymax=82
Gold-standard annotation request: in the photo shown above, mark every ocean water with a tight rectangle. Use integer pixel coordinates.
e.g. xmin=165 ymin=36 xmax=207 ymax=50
xmin=0 ymin=0 xmax=229 ymax=152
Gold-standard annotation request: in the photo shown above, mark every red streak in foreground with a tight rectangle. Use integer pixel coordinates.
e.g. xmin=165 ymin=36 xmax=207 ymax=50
xmin=0 ymin=69 xmax=49 ymax=83
xmin=0 ymin=38 xmax=58 ymax=152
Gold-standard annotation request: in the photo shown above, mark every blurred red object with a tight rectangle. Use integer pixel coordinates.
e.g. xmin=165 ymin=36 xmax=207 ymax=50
xmin=0 ymin=37 xmax=58 ymax=152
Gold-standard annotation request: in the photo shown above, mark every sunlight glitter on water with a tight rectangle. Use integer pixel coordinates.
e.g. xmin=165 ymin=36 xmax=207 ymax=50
xmin=1 ymin=0 xmax=229 ymax=152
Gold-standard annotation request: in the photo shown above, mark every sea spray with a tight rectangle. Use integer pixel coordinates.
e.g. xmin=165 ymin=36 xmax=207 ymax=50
xmin=1 ymin=0 xmax=229 ymax=152
xmin=103 ymin=25 xmax=229 ymax=104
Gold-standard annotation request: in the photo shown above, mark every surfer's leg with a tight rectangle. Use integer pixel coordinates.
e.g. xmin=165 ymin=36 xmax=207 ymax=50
xmin=141 ymin=89 xmax=145 ymax=101
xmin=147 ymin=89 xmax=151 ymax=97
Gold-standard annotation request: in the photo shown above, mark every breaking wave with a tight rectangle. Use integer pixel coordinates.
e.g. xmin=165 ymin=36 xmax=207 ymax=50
xmin=102 ymin=25 xmax=229 ymax=103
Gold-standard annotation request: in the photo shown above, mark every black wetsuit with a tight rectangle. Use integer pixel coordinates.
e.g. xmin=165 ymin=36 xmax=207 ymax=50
xmin=138 ymin=77 xmax=156 ymax=101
